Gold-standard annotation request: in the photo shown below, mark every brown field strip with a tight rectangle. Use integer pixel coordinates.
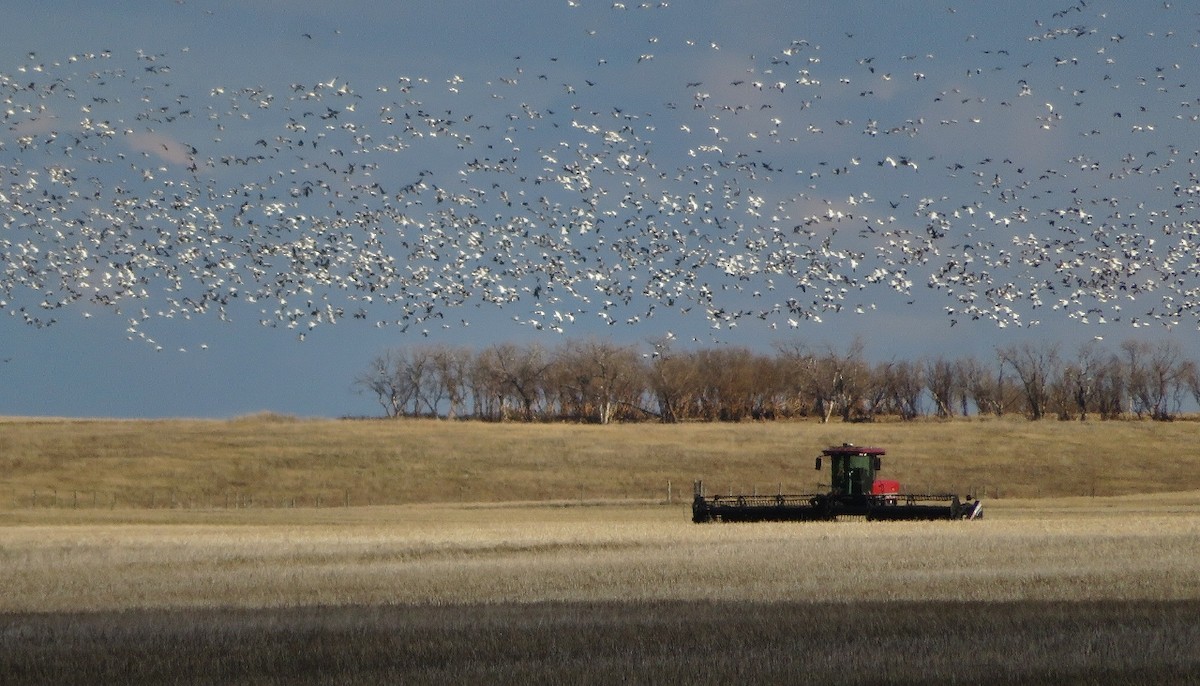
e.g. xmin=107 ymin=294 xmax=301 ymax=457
xmin=5 ymin=600 xmax=1199 ymax=685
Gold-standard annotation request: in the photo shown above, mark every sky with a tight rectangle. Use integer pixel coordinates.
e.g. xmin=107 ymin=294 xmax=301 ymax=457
xmin=0 ymin=0 xmax=1197 ymax=418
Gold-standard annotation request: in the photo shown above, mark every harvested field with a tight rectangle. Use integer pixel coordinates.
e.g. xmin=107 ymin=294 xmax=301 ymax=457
xmin=3 ymin=496 xmax=1200 ymax=683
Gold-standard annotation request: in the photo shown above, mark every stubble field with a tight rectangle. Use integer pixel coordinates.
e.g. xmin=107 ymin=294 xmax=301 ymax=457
xmin=3 ymin=417 xmax=1200 ymax=683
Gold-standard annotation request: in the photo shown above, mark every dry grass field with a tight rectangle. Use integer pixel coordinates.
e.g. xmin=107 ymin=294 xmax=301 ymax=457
xmin=3 ymin=413 xmax=1200 ymax=506
xmin=3 ymin=416 xmax=1200 ymax=683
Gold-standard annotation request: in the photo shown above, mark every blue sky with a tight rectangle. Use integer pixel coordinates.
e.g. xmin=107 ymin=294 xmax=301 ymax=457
xmin=0 ymin=1 xmax=1196 ymax=417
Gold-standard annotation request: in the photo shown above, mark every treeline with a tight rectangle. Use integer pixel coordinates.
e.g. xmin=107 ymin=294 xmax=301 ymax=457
xmin=354 ymin=336 xmax=1200 ymax=423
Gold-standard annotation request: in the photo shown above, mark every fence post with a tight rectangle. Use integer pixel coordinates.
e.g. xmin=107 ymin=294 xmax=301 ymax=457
xmin=667 ymin=480 xmax=672 ymax=504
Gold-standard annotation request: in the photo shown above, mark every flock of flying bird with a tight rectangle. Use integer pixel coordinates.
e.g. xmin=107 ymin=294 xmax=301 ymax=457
xmin=2 ymin=1 xmax=1199 ymax=350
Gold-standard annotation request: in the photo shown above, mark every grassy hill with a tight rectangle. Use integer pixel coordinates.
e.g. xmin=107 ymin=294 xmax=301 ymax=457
xmin=3 ymin=414 xmax=1197 ymax=508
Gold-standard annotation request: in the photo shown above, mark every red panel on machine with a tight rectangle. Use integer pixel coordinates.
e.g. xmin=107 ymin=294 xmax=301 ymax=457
xmin=872 ymin=479 xmax=901 ymax=495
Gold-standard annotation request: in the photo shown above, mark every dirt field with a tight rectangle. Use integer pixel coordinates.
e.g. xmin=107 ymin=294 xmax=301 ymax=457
xmin=3 ymin=495 xmax=1200 ymax=683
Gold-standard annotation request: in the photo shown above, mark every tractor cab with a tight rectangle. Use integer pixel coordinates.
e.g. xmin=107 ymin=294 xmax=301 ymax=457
xmin=816 ymin=444 xmax=885 ymax=502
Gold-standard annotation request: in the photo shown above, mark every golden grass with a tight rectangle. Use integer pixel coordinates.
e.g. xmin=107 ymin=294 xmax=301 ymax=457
xmin=4 ymin=495 xmax=1200 ymax=613
xmin=2 ymin=414 xmax=1199 ymax=509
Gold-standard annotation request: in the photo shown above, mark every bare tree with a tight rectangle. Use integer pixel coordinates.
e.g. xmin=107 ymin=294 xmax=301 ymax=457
xmin=831 ymin=337 xmax=870 ymax=422
xmin=468 ymin=350 xmax=505 ymax=421
xmin=430 ymin=344 xmax=472 ymax=419
xmin=550 ymin=338 xmax=644 ymax=423
xmin=1092 ymin=351 xmax=1127 ymax=420
xmin=356 ymin=336 xmax=1197 ymax=423
xmin=774 ymin=341 xmax=815 ymax=419
xmin=691 ymin=347 xmax=763 ymax=421
xmin=1047 ymin=369 xmax=1074 ymax=421
xmin=1057 ymin=340 xmax=1110 ymax=421
xmin=646 ymin=337 xmax=699 ymax=423
xmin=1185 ymin=359 xmax=1200 ymax=411
xmin=405 ymin=346 xmax=435 ymax=416
xmin=544 ymin=350 xmax=588 ymax=421
xmin=882 ymin=359 xmax=925 ymax=421
xmin=925 ymin=356 xmax=958 ymax=418
xmin=998 ymin=341 xmax=1060 ymax=420
xmin=958 ymin=355 xmax=1014 ymax=417
xmin=478 ymin=342 xmax=552 ymax=421
xmin=353 ymin=348 xmax=414 ymax=418
xmin=788 ymin=337 xmax=869 ymax=422
xmin=749 ymin=354 xmax=788 ymax=420
xmin=861 ymin=362 xmax=892 ymax=419
xmin=1123 ymin=339 xmax=1189 ymax=420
